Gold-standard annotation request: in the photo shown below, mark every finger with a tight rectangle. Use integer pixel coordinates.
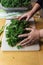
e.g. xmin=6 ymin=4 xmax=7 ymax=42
xmin=18 ymin=33 xmax=29 ymax=38
xmin=30 ymin=25 xmax=36 ymax=29
xmin=21 ymin=37 xmax=32 ymax=46
xmin=16 ymin=16 xmax=21 ymax=19
xmin=18 ymin=16 xmax=23 ymax=20
xmin=27 ymin=38 xmax=36 ymax=46
xmin=25 ymin=28 xmax=33 ymax=31
xmin=26 ymin=16 xmax=30 ymax=21
xmin=22 ymin=38 xmax=35 ymax=47
xmin=18 ymin=15 xmax=26 ymax=21
xmin=19 ymin=36 xmax=31 ymax=45
xmin=28 ymin=39 xmax=35 ymax=46
xmin=26 ymin=43 xmax=32 ymax=46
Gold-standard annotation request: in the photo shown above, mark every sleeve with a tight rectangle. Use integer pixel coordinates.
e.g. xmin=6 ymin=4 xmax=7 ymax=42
xmin=36 ymin=0 xmax=42 ymax=7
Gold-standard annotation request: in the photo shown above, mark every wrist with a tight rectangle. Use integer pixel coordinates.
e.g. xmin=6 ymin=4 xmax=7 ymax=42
xmin=27 ymin=10 xmax=33 ymax=17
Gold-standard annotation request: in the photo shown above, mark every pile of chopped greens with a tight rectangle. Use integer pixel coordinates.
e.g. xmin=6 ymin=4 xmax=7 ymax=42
xmin=6 ymin=19 xmax=30 ymax=49
xmin=1 ymin=0 xmax=31 ymax=7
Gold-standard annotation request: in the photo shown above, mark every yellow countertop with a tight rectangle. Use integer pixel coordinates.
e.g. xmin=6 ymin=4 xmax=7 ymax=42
xmin=0 ymin=18 xmax=43 ymax=65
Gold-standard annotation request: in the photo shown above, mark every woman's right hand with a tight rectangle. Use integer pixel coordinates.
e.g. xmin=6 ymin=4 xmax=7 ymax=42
xmin=18 ymin=11 xmax=32 ymax=21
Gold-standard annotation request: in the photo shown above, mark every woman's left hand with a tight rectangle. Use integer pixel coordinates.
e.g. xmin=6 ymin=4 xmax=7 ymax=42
xmin=18 ymin=28 xmax=40 ymax=47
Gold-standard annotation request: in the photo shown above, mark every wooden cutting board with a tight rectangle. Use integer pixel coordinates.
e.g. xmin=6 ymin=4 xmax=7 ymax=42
xmin=1 ymin=18 xmax=40 ymax=51
xmin=0 ymin=18 xmax=5 ymax=40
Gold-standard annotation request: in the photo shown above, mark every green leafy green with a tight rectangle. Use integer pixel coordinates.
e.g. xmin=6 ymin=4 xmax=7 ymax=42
xmin=17 ymin=45 xmax=22 ymax=49
xmin=1 ymin=0 xmax=31 ymax=7
xmin=6 ymin=19 xmax=30 ymax=48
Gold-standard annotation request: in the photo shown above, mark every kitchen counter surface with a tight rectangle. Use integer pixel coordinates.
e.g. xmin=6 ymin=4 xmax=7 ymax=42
xmin=0 ymin=18 xmax=43 ymax=65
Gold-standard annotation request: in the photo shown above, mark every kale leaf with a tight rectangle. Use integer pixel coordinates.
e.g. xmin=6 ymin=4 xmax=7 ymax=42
xmin=1 ymin=0 xmax=31 ymax=7
xmin=6 ymin=19 xmax=30 ymax=48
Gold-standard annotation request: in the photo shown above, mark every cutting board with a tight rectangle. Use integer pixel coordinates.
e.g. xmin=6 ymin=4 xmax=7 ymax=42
xmin=1 ymin=18 xmax=40 ymax=51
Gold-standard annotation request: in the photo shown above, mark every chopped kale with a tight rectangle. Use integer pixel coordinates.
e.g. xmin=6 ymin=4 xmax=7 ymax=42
xmin=1 ymin=0 xmax=31 ymax=7
xmin=6 ymin=19 xmax=31 ymax=49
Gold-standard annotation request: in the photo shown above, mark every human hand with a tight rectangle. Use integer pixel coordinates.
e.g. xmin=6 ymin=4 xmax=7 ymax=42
xmin=18 ymin=28 xmax=40 ymax=47
xmin=17 ymin=11 xmax=32 ymax=21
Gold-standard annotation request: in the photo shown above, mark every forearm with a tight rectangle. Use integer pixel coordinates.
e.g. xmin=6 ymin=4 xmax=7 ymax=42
xmin=39 ymin=29 xmax=43 ymax=38
xmin=29 ymin=3 xmax=41 ymax=16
